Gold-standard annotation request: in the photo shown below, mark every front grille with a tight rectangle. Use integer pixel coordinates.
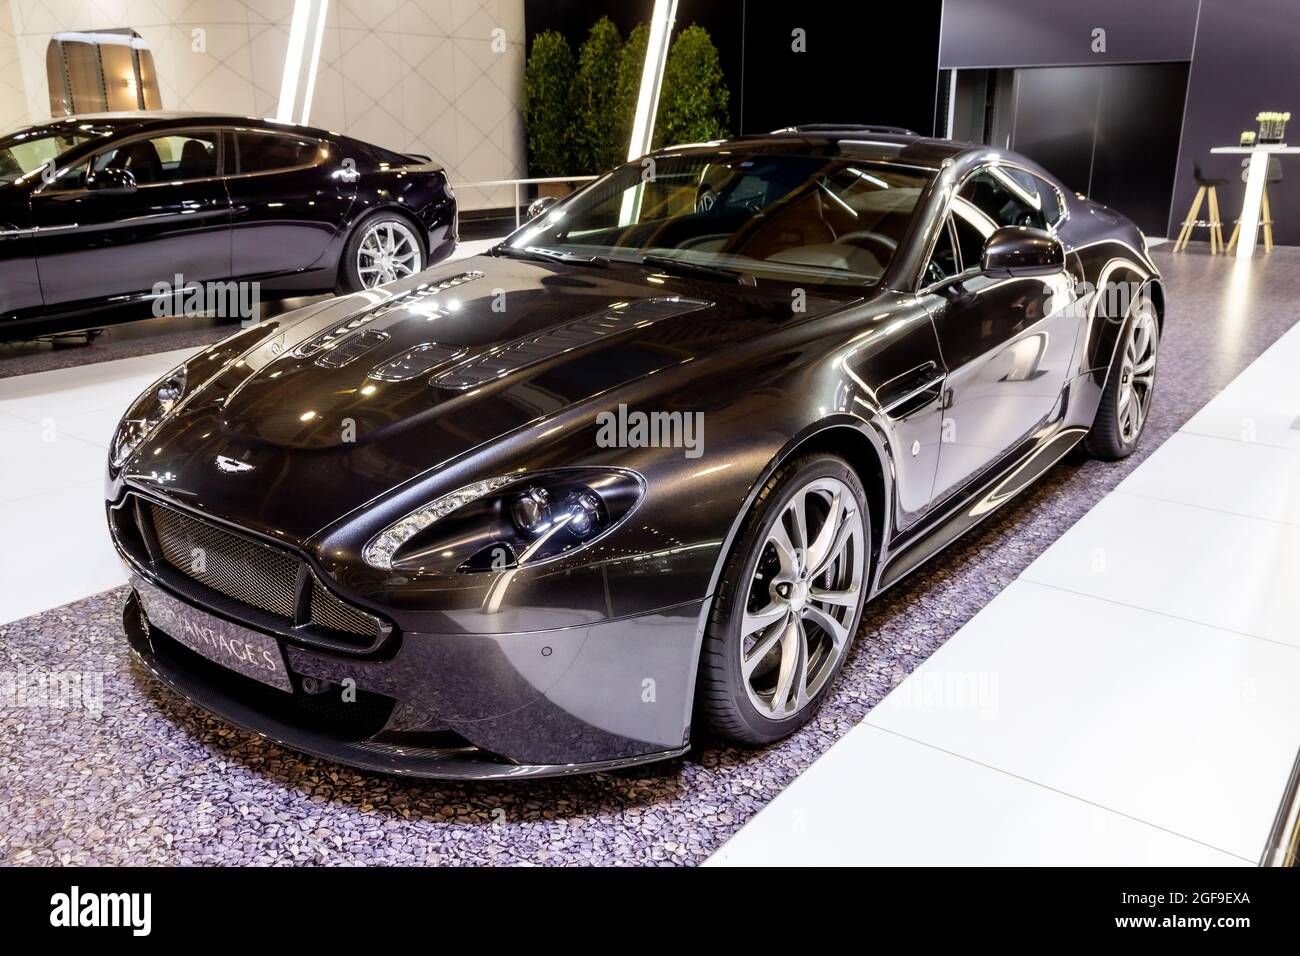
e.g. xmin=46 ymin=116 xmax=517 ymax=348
xmin=138 ymin=500 xmax=386 ymax=652
xmin=310 ymin=585 xmax=382 ymax=640
xmin=150 ymin=503 xmax=299 ymax=618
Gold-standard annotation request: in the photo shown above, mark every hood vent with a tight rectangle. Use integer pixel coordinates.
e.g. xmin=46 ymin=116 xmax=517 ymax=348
xmin=430 ymin=296 xmax=710 ymax=391
xmin=296 ymin=270 xmax=484 ymax=359
xmin=368 ymin=342 xmax=466 ymax=382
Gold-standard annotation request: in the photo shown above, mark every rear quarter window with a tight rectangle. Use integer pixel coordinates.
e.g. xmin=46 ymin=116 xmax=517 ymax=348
xmin=235 ymin=131 xmax=320 ymax=174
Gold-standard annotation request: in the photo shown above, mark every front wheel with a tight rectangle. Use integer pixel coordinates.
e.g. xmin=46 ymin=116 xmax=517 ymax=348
xmin=1085 ymin=295 xmax=1159 ymax=460
xmin=336 ymin=213 xmax=426 ymax=293
xmin=696 ymin=454 xmax=870 ymax=744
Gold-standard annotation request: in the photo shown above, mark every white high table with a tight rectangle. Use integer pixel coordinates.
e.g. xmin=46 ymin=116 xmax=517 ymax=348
xmin=1210 ymin=144 xmax=1300 ymax=259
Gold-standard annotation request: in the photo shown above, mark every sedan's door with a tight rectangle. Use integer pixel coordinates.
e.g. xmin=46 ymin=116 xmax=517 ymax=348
xmin=29 ymin=130 xmax=230 ymax=308
xmin=0 ymin=183 xmax=42 ymax=316
xmin=224 ymin=129 xmax=355 ymax=278
xmin=922 ymin=167 xmax=1079 ymax=504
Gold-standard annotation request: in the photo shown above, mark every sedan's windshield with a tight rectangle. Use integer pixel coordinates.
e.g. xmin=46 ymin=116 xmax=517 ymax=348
xmin=0 ymin=130 xmax=95 ymax=184
xmin=507 ymin=151 xmax=931 ymax=285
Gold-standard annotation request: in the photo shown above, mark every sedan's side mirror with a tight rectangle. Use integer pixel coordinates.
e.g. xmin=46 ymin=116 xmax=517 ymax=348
xmin=980 ymin=226 xmax=1064 ymax=277
xmin=527 ymin=195 xmax=558 ymax=221
xmin=89 ymin=166 xmax=137 ymax=195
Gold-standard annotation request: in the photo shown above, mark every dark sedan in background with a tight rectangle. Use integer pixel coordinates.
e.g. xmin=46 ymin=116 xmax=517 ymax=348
xmin=0 ymin=112 xmax=456 ymax=340
xmin=108 ymin=128 xmax=1162 ymax=778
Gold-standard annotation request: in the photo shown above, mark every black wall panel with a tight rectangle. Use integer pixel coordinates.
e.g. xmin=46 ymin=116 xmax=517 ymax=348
xmin=1090 ymin=63 xmax=1189 ymax=240
xmin=1009 ymin=63 xmax=1189 ymax=236
xmin=738 ymin=1 xmax=942 ymax=135
xmin=1010 ymin=67 xmax=1101 ymax=194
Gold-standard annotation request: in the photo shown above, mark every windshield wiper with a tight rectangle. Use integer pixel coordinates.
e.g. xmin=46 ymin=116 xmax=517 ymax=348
xmin=640 ymin=254 xmax=756 ymax=286
xmin=492 ymin=244 xmax=608 ymax=267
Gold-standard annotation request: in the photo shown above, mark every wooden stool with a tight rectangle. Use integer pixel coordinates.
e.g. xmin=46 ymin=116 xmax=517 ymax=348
xmin=1174 ymin=162 xmax=1227 ymax=253
xmin=1227 ymin=157 xmax=1282 ymax=254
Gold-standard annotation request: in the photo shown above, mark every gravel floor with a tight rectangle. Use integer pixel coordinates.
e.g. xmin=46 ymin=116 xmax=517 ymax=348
xmin=2 ymin=244 xmax=1296 ymax=865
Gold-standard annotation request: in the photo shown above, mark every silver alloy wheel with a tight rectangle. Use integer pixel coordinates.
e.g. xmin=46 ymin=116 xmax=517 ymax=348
xmin=356 ymin=219 xmax=422 ymax=288
xmin=1117 ymin=303 xmax=1159 ymax=444
xmin=740 ymin=476 xmax=865 ymax=720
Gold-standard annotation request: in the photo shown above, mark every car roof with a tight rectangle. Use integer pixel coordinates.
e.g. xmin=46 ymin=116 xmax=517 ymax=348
xmin=10 ymin=111 xmax=340 ymax=141
xmin=660 ymin=128 xmax=972 ymax=172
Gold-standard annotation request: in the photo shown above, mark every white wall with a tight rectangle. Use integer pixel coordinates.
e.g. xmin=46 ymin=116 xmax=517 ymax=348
xmin=309 ymin=0 xmax=526 ymax=208
xmin=0 ymin=0 xmax=526 ymax=209
xmin=0 ymin=0 xmax=26 ymax=133
xmin=6 ymin=0 xmax=292 ymax=125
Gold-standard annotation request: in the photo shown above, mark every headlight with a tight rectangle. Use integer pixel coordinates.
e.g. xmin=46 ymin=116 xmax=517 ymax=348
xmin=109 ymin=366 xmax=188 ymax=470
xmin=363 ymin=469 xmax=644 ymax=573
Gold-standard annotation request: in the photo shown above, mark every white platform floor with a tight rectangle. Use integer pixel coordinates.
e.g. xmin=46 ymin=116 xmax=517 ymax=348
xmin=709 ymin=320 xmax=1300 ymax=866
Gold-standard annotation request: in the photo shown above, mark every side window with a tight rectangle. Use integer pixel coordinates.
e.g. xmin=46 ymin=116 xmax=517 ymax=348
xmin=47 ymin=156 xmax=90 ymax=190
xmin=951 ymin=209 xmax=986 ymax=271
xmin=958 ymin=168 xmax=1046 ymax=231
xmin=235 ymin=131 xmax=320 ymax=174
xmin=1034 ymin=175 xmax=1063 ymax=226
xmin=94 ymin=132 xmax=219 ymax=185
xmin=923 ymin=216 xmax=960 ymax=285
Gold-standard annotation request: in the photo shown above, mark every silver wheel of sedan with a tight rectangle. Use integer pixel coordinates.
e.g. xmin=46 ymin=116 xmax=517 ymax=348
xmin=740 ymin=475 xmax=865 ymax=721
xmin=1117 ymin=303 xmax=1158 ymax=444
xmin=356 ymin=219 xmax=423 ymax=288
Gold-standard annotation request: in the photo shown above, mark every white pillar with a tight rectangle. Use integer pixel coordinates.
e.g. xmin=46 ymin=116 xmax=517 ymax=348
xmin=627 ymin=0 xmax=679 ymax=160
xmin=277 ymin=0 xmax=330 ymax=125
xmin=1235 ymin=148 xmax=1270 ymax=260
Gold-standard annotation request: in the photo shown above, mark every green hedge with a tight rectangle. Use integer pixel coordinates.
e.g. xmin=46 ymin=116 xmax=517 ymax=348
xmin=524 ymin=21 xmax=729 ymax=176
xmin=523 ymin=30 xmax=575 ymax=177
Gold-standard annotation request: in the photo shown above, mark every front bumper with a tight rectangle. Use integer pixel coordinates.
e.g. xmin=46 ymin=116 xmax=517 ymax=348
xmin=124 ymin=575 xmax=700 ymax=780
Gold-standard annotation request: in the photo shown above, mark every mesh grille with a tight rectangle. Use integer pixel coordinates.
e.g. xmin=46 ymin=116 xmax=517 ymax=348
xmin=310 ymin=583 xmax=381 ymax=640
xmin=143 ymin=500 xmax=384 ymax=649
xmin=149 ymin=503 xmax=299 ymax=618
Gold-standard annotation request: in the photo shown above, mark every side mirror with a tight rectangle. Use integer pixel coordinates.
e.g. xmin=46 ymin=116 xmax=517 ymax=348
xmin=89 ymin=166 xmax=137 ymax=195
xmin=527 ymin=195 xmax=558 ymax=221
xmin=980 ymin=226 xmax=1063 ymax=277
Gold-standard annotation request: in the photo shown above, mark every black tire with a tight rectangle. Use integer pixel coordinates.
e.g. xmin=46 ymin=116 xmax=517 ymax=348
xmin=1084 ymin=295 xmax=1160 ymax=461
xmin=335 ymin=211 xmax=428 ymax=294
xmin=696 ymin=453 xmax=871 ymax=745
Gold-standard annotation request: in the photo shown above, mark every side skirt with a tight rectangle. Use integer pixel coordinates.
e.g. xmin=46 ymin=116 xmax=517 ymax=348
xmin=874 ymin=426 xmax=1088 ymax=593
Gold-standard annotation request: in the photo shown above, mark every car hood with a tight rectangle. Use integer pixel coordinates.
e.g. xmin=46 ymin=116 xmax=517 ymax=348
xmin=124 ymin=254 xmax=865 ymax=542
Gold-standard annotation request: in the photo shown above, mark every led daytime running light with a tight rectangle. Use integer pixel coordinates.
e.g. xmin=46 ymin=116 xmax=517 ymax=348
xmin=364 ymin=476 xmax=516 ymax=570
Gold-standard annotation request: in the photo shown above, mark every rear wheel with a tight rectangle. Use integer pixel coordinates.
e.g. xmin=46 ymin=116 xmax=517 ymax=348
xmin=336 ymin=213 xmax=425 ymax=293
xmin=1085 ymin=295 xmax=1159 ymax=460
xmin=697 ymin=454 xmax=870 ymax=744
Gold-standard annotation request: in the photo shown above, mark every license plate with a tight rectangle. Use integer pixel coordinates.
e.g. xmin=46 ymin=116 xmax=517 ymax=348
xmin=134 ymin=578 xmax=292 ymax=692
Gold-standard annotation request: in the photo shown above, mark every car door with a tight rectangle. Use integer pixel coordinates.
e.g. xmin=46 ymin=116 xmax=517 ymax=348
xmin=0 ymin=183 xmax=42 ymax=317
xmin=921 ymin=165 xmax=1079 ymax=505
xmin=224 ymin=128 xmax=356 ymax=278
xmin=29 ymin=129 xmax=231 ymax=308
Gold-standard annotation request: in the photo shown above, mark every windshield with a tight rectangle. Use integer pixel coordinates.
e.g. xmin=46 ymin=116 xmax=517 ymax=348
xmin=508 ymin=151 xmax=931 ymax=284
xmin=0 ymin=130 xmax=95 ymax=184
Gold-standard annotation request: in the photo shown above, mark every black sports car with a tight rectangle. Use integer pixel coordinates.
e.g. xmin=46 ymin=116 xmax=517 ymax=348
xmin=107 ymin=129 xmax=1162 ymax=778
xmin=0 ymin=112 xmax=456 ymax=339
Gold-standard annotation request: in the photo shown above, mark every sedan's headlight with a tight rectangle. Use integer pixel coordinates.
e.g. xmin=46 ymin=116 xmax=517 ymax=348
xmin=363 ymin=469 xmax=643 ymax=573
xmin=109 ymin=366 xmax=188 ymax=470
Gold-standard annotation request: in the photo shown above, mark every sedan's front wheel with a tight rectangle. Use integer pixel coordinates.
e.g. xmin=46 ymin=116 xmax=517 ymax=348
xmin=697 ymin=454 xmax=870 ymax=744
xmin=337 ymin=213 xmax=425 ymax=293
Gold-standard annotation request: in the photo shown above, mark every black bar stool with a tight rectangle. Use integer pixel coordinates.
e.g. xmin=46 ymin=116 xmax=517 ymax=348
xmin=1174 ymin=161 xmax=1227 ymax=253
